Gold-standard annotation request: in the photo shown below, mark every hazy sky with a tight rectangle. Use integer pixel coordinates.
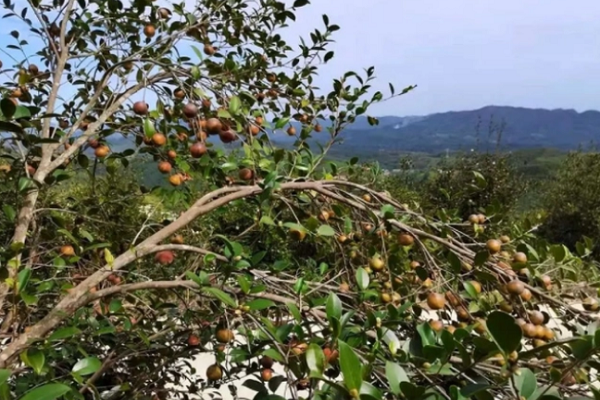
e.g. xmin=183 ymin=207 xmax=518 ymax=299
xmin=287 ymin=0 xmax=600 ymax=116
xmin=1 ymin=1 xmax=598 ymax=116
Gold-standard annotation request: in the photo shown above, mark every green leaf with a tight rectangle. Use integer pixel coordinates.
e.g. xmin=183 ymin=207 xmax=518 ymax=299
xmin=245 ymin=299 xmax=274 ymax=311
xmin=385 ymin=361 xmax=408 ymax=395
xmin=72 ymin=357 xmax=101 ymax=376
xmin=229 ymin=96 xmax=241 ymax=115
xmin=486 ymin=311 xmax=522 ymax=354
xmin=515 ymin=368 xmax=537 ymax=399
xmin=356 ymin=267 xmax=369 ymax=290
xmin=18 ymin=177 xmax=33 ymax=192
xmin=474 ymin=251 xmax=489 ymax=266
xmin=202 ymin=287 xmax=237 ymax=308
xmin=16 ymin=268 xmax=31 ymax=293
xmin=0 ymin=370 xmax=10 ymax=386
xmin=463 ymin=281 xmax=480 ymax=299
xmin=338 ymin=340 xmax=362 ymax=391
xmin=18 ymin=383 xmax=71 ymax=400
xmin=275 ymin=117 xmax=290 ymax=130
xmin=317 ymin=225 xmax=335 ymax=237
xmin=549 ymin=245 xmax=566 ymax=262
xmin=48 ymin=326 xmax=81 ymax=342
xmin=25 ymin=349 xmax=44 ymax=375
xmin=185 ymin=271 xmax=204 ymax=287
xmin=143 ymin=118 xmax=155 ymax=138
xmin=306 ymin=344 xmax=325 ymax=377
xmin=286 ymin=303 xmax=302 ymax=322
xmin=0 ymin=98 xmax=16 ymax=119
xmin=2 ymin=205 xmax=16 ymax=222
xmin=326 ymin=292 xmax=342 ymax=322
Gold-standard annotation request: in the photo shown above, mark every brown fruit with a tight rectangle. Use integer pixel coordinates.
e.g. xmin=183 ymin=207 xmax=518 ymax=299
xmin=152 ymin=133 xmax=167 ymax=146
xmin=539 ymin=275 xmax=552 ymax=289
xmin=543 ymin=327 xmax=555 ymax=341
xmin=398 ymin=233 xmax=414 ymax=246
xmin=429 ymin=320 xmax=443 ymax=332
xmin=59 ymin=119 xmax=69 ymax=129
xmin=174 ymin=88 xmax=185 ymax=99
xmin=529 ymin=310 xmax=544 ymax=325
xmin=94 ymin=145 xmax=109 ymax=158
xmin=445 ymin=291 xmax=461 ymax=307
xmin=167 ymin=150 xmax=177 ymax=159
xmin=255 ymin=116 xmax=264 ymax=125
xmin=219 ymin=130 xmax=237 ymax=143
xmin=486 ymin=239 xmax=502 ymax=254
xmin=499 ymin=301 xmax=513 ymax=313
xmin=515 ymin=318 xmax=526 ymax=327
xmin=215 ymin=328 xmax=234 ymax=343
xmin=249 ymin=124 xmax=260 ymax=136
xmin=170 ymin=234 xmax=184 ymax=245
xmin=456 ymin=307 xmax=470 ymax=321
xmin=28 ymin=64 xmax=39 ymax=75
xmin=323 ymin=347 xmax=339 ymax=363
xmin=468 ymin=214 xmax=479 ymax=224
xmin=426 ymin=292 xmax=446 ymax=310
xmin=523 ymin=323 xmax=536 ymax=338
xmin=477 ymin=214 xmax=486 ymax=224
xmin=205 ymin=118 xmax=222 ymax=134
xmin=60 ymin=245 xmax=75 ymax=257
xmin=88 ymin=138 xmax=100 ymax=149
xmin=260 ymin=356 xmax=274 ymax=369
xmin=314 ymin=123 xmax=322 ymax=132
xmin=266 ymin=73 xmax=276 ymax=83
xmin=187 ymin=334 xmax=200 ymax=347
xmin=369 ymin=256 xmax=385 ymax=272
xmin=157 ymin=161 xmax=172 ymax=174
xmin=362 ymin=194 xmax=372 ymax=202
xmin=474 ymin=318 xmax=487 ymax=334
xmin=533 ymin=324 xmax=546 ymax=338
xmin=506 ymin=280 xmax=525 ymax=295
xmin=10 ymin=88 xmax=22 ymax=98
xmin=206 ymin=364 xmax=222 ymax=381
xmin=123 ymin=61 xmax=134 ymax=71
xmin=143 ymin=24 xmax=156 ymax=38
xmin=158 ymin=7 xmax=171 ymax=18
xmin=513 ymin=252 xmax=527 ymax=264
xmin=169 ymin=174 xmax=183 ymax=186
xmin=239 ymin=168 xmax=254 ymax=181
xmin=500 ymin=235 xmax=511 ymax=243
xmin=155 ymin=250 xmax=175 ymax=265
xmin=286 ymin=126 xmax=296 ymax=136
xmin=520 ymin=288 xmax=532 ymax=301
xmin=204 ymin=43 xmax=215 ymax=55
xmin=190 ymin=142 xmax=207 ymax=158
xmin=380 ymin=292 xmax=392 ymax=303
xmin=410 ymin=260 xmax=421 ymax=269
xmin=133 ymin=101 xmax=148 ymax=115
xmin=183 ymin=103 xmax=198 ymax=118
xmin=446 ymin=325 xmax=456 ymax=334
xmin=260 ymin=368 xmax=273 ymax=381
xmin=469 ymin=280 xmax=482 ymax=294
xmin=339 ymin=282 xmax=350 ymax=293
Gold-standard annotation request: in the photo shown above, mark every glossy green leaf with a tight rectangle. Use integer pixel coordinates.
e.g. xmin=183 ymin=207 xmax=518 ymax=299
xmin=356 ymin=267 xmax=369 ymax=290
xmin=486 ymin=311 xmax=522 ymax=354
xmin=385 ymin=361 xmax=408 ymax=395
xmin=72 ymin=357 xmax=101 ymax=376
xmin=48 ymin=326 xmax=81 ymax=341
xmin=338 ymin=340 xmax=362 ymax=391
xmin=246 ymin=299 xmax=275 ymax=311
xmin=2 ymin=205 xmax=15 ymax=222
xmin=316 ymin=225 xmax=335 ymax=236
xmin=17 ymin=268 xmax=31 ymax=292
xmin=202 ymin=287 xmax=237 ymax=308
xmin=0 ymin=370 xmax=9 ymax=386
xmin=515 ymin=368 xmax=537 ymax=399
xmin=18 ymin=383 xmax=71 ymax=400
xmin=326 ymin=292 xmax=342 ymax=322
xmin=306 ymin=343 xmax=325 ymax=377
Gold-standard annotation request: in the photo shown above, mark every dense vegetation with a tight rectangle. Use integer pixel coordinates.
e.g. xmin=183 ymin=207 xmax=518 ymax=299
xmin=0 ymin=1 xmax=600 ymax=400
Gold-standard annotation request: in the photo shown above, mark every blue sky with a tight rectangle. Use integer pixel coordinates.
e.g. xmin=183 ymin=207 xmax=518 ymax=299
xmin=1 ymin=0 xmax=598 ymax=117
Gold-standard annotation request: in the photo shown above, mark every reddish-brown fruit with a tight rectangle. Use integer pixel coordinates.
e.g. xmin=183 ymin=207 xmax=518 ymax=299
xmin=28 ymin=64 xmax=39 ymax=75
xmin=543 ymin=327 xmax=555 ymax=341
xmin=256 ymin=92 xmax=265 ymax=102
xmin=540 ymin=275 xmax=552 ymax=289
xmin=107 ymin=274 xmax=122 ymax=285
xmin=170 ymin=234 xmax=184 ymax=245
xmin=206 ymin=364 xmax=222 ymax=381
xmin=26 ymin=164 xmax=36 ymax=175
xmin=323 ymin=347 xmax=339 ymax=363
xmin=468 ymin=214 xmax=479 ymax=224
xmin=266 ymin=73 xmax=276 ymax=83
xmin=88 ymin=138 xmax=100 ymax=149
xmin=155 ymin=250 xmax=175 ymax=265
xmin=174 ymin=88 xmax=185 ymax=99
xmin=520 ymin=288 xmax=532 ymax=301
xmin=255 ymin=116 xmax=264 ymax=125
xmin=206 ymin=118 xmax=222 ymax=134
xmin=190 ymin=142 xmax=207 ymax=158
xmin=523 ymin=323 xmax=537 ymax=338
xmin=260 ymin=356 xmax=274 ymax=369
xmin=314 ymin=123 xmax=322 ymax=133
xmin=534 ymin=325 xmax=546 ymax=339
xmin=506 ymin=280 xmax=525 ymax=295
xmin=60 ymin=245 xmax=75 ymax=257
xmin=187 ymin=334 xmax=200 ymax=347
xmin=286 ymin=126 xmax=296 ymax=136
xmin=152 ymin=133 xmax=167 ymax=146
xmin=219 ymin=130 xmax=237 ymax=143
xmin=249 ymin=125 xmax=260 ymax=136
xmin=183 ymin=103 xmax=198 ymax=118
xmin=167 ymin=150 xmax=177 ymax=160
xmin=398 ymin=233 xmax=414 ymax=246
xmin=513 ymin=252 xmax=527 ymax=264
xmin=410 ymin=260 xmax=421 ymax=269
xmin=143 ymin=24 xmax=156 ymax=38
xmin=260 ymin=368 xmax=273 ymax=381
xmin=427 ymin=293 xmax=446 ymax=310
xmin=529 ymin=310 xmax=544 ymax=325
xmin=429 ymin=320 xmax=444 ymax=332
xmin=215 ymin=328 xmax=234 ymax=344
xmin=238 ymin=168 xmax=254 ymax=181
xmin=456 ymin=307 xmax=470 ymax=321
xmin=445 ymin=291 xmax=461 ymax=307
xmin=477 ymin=214 xmax=486 ymax=224
xmin=94 ymin=145 xmax=109 ymax=158
xmin=202 ymin=98 xmax=211 ymax=108
xmin=133 ymin=101 xmax=148 ymax=115
xmin=123 ymin=61 xmax=134 ymax=71
xmin=158 ymin=7 xmax=171 ymax=18
xmin=203 ymin=43 xmax=215 ymax=55
xmin=157 ymin=161 xmax=172 ymax=174
xmin=10 ymin=88 xmax=22 ymax=98
xmin=486 ymin=239 xmax=502 ymax=254
xmin=169 ymin=174 xmax=183 ymax=186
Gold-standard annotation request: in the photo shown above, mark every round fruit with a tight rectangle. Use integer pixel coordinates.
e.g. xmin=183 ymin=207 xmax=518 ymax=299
xmin=474 ymin=318 xmax=487 ymax=334
xmin=513 ymin=252 xmax=527 ymax=264
xmin=206 ymin=118 xmax=222 ymax=134
xmin=219 ymin=130 xmax=237 ymax=143
xmin=506 ymin=280 xmax=525 ymax=295
xmin=260 ymin=356 xmax=274 ymax=369
xmin=362 ymin=194 xmax=372 ymax=202
xmin=60 ymin=245 xmax=75 ymax=257
xmin=133 ymin=101 xmax=148 ymax=115
xmin=543 ymin=327 xmax=555 ymax=341
xmin=266 ymin=73 xmax=276 ymax=83
xmin=190 ymin=142 xmax=207 ymax=158
xmin=174 ymin=88 xmax=185 ymax=99
xmin=533 ymin=324 xmax=546 ymax=338
xmin=157 ymin=161 xmax=171 ymax=174
xmin=486 ymin=239 xmax=502 ymax=254
xmin=314 ymin=123 xmax=322 ymax=132
xmin=290 ymin=340 xmax=307 ymax=356
xmin=445 ymin=291 xmax=461 ymax=307
xmin=380 ymin=292 xmax=392 ymax=303
xmin=169 ymin=174 xmax=183 ymax=186
xmin=529 ymin=310 xmax=544 ymax=325
xmin=260 ymin=368 xmax=273 ymax=381
xmin=94 ymin=145 xmax=109 ymax=158
xmin=323 ymin=347 xmax=339 ymax=363
xmin=26 ymin=164 xmax=36 ymax=175
xmin=183 ymin=103 xmax=198 ymax=118
xmin=88 ymin=139 xmax=99 ymax=148
xmin=398 ymin=233 xmax=414 ymax=246
xmin=170 ymin=234 xmax=184 ymax=244
xmin=410 ymin=260 xmax=421 ymax=269
xmin=499 ymin=301 xmax=513 ymax=313
xmin=290 ymin=228 xmax=306 ymax=241
xmin=28 ymin=64 xmax=39 ymax=75
xmin=204 ymin=43 xmax=215 ymax=55
xmin=520 ymin=288 xmax=532 ymax=301
xmin=143 ymin=24 xmax=156 ymax=38
xmin=215 ymin=328 xmax=234 ymax=343
xmin=500 ymin=235 xmax=511 ymax=243
xmin=429 ymin=320 xmax=443 ymax=332
xmin=206 ymin=364 xmax=222 ymax=381
xmin=468 ymin=214 xmax=479 ymax=224
xmin=158 ymin=7 xmax=171 ymax=18
xmin=286 ymin=126 xmax=296 ymax=136
xmin=582 ymin=297 xmax=599 ymax=311
xmin=249 ymin=125 xmax=260 ymax=136
xmin=515 ymin=318 xmax=526 ymax=327
xmin=239 ymin=168 xmax=253 ymax=181
xmin=369 ymin=256 xmax=385 ymax=272
xmin=522 ymin=323 xmax=536 ymax=338
xmin=155 ymin=250 xmax=175 ymax=265
xmin=540 ymin=275 xmax=552 ymax=289
xmin=477 ymin=214 xmax=486 ymax=224
xmin=187 ymin=334 xmax=200 ymax=347
xmin=456 ymin=307 xmax=470 ymax=321
xmin=426 ymin=292 xmax=445 ymax=310
xmin=152 ymin=133 xmax=167 ymax=146
xmin=167 ymin=150 xmax=177 ymax=159
xmin=339 ymin=282 xmax=350 ymax=293
xmin=469 ymin=280 xmax=482 ymax=294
